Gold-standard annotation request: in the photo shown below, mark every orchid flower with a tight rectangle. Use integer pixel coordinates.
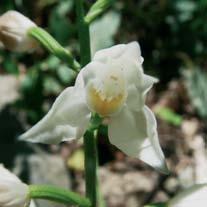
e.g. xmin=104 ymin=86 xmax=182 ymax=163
xmin=20 ymin=42 xmax=168 ymax=173
xmin=0 ymin=11 xmax=37 ymax=52
xmin=0 ymin=164 xmax=29 ymax=207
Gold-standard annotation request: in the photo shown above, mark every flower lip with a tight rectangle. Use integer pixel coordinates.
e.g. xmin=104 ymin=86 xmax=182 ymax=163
xmin=87 ymin=83 xmax=126 ymax=117
xmin=85 ymin=66 xmax=127 ymax=117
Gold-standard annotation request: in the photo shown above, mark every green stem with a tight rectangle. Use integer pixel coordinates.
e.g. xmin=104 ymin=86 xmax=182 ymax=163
xmin=75 ymin=0 xmax=91 ymax=66
xmin=29 ymin=185 xmax=91 ymax=207
xmin=75 ymin=1 xmax=98 ymax=207
xmin=84 ymin=130 xmax=98 ymax=207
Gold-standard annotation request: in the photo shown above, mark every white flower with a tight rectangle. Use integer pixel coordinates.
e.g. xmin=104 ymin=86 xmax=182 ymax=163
xmin=168 ymin=184 xmax=207 ymax=207
xmin=0 ymin=10 xmax=37 ymax=52
xmin=20 ymin=42 xmax=168 ymax=173
xmin=0 ymin=164 xmax=29 ymax=207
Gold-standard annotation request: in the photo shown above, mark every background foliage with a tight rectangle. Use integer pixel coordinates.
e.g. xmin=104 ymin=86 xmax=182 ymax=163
xmin=1 ymin=0 xmax=207 ymax=206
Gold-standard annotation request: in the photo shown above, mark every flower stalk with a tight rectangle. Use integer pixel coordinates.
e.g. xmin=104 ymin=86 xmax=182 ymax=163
xmin=29 ymin=185 xmax=91 ymax=207
xmin=83 ymin=130 xmax=98 ymax=206
xmin=75 ymin=0 xmax=91 ymax=66
xmin=75 ymin=0 xmax=98 ymax=206
xmin=85 ymin=0 xmax=115 ymax=23
xmin=28 ymin=27 xmax=80 ymax=71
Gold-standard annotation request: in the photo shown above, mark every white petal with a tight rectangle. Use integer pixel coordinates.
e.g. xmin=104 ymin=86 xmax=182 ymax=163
xmin=93 ymin=44 xmax=126 ymax=63
xmin=92 ymin=42 xmax=145 ymax=89
xmin=138 ymin=106 xmax=168 ymax=173
xmin=93 ymin=42 xmax=143 ymax=64
xmin=120 ymin=56 xmax=143 ymax=87
xmin=168 ymin=184 xmax=207 ymax=207
xmin=126 ymin=74 xmax=158 ymax=111
xmin=0 ymin=165 xmax=21 ymax=183
xmin=29 ymin=200 xmax=36 ymax=207
xmin=20 ymin=87 xmax=90 ymax=144
xmin=108 ymin=106 xmax=148 ymax=156
xmin=0 ymin=165 xmax=29 ymax=207
xmin=0 ymin=182 xmax=28 ymax=207
xmin=81 ymin=61 xmax=106 ymax=85
xmin=74 ymin=69 xmax=85 ymax=89
xmin=142 ymin=74 xmax=158 ymax=94
xmin=126 ymin=84 xmax=144 ymax=111
xmin=108 ymin=106 xmax=168 ymax=173
xmin=123 ymin=41 xmax=143 ymax=64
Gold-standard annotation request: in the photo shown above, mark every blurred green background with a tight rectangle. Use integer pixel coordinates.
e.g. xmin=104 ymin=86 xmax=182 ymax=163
xmin=1 ymin=0 xmax=207 ymax=206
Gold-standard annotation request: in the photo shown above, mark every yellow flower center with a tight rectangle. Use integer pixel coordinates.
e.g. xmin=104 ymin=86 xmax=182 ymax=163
xmin=86 ymin=69 xmax=127 ymax=117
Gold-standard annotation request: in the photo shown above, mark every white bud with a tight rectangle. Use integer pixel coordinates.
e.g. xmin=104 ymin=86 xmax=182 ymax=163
xmin=0 ymin=10 xmax=37 ymax=52
xmin=0 ymin=164 xmax=29 ymax=207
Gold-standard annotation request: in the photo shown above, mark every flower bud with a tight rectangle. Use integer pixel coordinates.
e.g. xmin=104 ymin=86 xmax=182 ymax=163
xmin=0 ymin=10 xmax=37 ymax=52
xmin=0 ymin=164 xmax=29 ymax=207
